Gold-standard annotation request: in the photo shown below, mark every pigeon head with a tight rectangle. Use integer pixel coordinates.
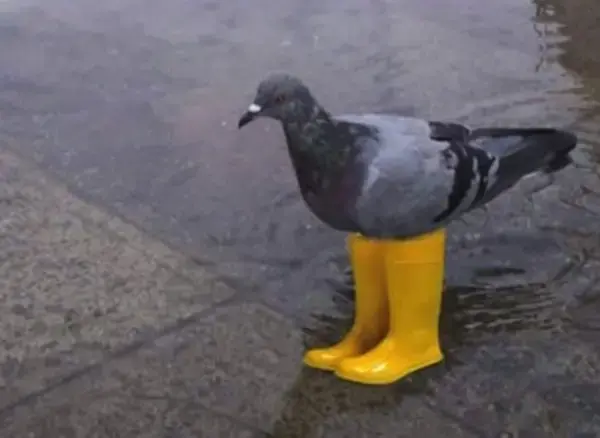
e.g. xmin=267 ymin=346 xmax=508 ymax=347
xmin=238 ymin=73 xmax=317 ymax=128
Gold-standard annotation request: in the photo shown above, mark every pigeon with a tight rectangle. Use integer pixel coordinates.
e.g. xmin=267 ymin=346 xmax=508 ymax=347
xmin=238 ymin=73 xmax=577 ymax=239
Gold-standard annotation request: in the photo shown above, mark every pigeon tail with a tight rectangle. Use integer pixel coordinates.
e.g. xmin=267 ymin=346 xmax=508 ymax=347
xmin=483 ymin=128 xmax=575 ymax=174
xmin=541 ymin=130 xmax=577 ymax=173
xmin=470 ymin=127 xmax=577 ymax=207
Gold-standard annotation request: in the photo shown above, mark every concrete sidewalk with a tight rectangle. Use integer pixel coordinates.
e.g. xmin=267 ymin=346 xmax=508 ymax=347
xmin=0 ymin=149 xmax=250 ymax=435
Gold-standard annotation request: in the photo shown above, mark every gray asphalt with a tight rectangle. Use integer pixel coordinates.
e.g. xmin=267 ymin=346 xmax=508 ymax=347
xmin=1 ymin=0 xmax=600 ymax=436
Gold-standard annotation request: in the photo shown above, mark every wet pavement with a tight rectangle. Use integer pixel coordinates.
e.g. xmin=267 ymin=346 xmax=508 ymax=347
xmin=1 ymin=0 xmax=600 ymax=436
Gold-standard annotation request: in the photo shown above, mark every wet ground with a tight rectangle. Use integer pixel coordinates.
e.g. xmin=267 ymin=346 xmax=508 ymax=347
xmin=1 ymin=0 xmax=600 ymax=436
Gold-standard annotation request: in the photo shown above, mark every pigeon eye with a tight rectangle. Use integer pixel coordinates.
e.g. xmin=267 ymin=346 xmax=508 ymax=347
xmin=273 ymin=94 xmax=286 ymax=105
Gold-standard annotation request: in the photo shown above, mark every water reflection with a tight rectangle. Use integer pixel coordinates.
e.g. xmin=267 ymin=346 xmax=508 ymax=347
xmin=534 ymin=0 xmax=600 ymax=160
xmin=532 ymin=0 xmax=600 ymax=335
xmin=534 ymin=0 xmax=600 ymax=75
xmin=309 ymin=277 xmax=563 ymax=354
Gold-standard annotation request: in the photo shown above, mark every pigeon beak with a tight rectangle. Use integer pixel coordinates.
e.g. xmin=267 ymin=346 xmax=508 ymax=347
xmin=238 ymin=103 xmax=262 ymax=128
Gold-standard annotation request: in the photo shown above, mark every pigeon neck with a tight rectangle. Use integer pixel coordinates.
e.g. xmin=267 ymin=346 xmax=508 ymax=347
xmin=281 ymin=105 xmax=354 ymax=196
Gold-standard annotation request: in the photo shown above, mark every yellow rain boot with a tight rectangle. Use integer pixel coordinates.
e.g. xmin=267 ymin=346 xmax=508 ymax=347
xmin=303 ymin=234 xmax=389 ymax=371
xmin=335 ymin=229 xmax=446 ymax=385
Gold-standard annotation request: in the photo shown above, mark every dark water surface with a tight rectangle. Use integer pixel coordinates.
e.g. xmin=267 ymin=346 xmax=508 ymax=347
xmin=1 ymin=0 xmax=600 ymax=435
